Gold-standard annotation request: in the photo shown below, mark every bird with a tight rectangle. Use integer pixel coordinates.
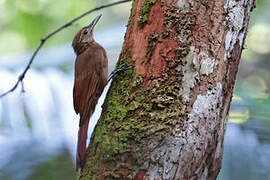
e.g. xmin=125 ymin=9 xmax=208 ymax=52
xmin=72 ymin=14 xmax=108 ymax=172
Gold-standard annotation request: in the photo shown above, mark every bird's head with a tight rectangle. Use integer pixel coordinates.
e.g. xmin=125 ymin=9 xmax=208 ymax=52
xmin=72 ymin=14 xmax=102 ymax=55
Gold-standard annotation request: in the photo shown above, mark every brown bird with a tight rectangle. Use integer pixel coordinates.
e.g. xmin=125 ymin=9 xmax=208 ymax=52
xmin=72 ymin=14 xmax=108 ymax=171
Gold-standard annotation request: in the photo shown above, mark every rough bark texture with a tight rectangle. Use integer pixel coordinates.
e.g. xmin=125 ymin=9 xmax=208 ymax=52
xmin=80 ymin=0 xmax=256 ymax=179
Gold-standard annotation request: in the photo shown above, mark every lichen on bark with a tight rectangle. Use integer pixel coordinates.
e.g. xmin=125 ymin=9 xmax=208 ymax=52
xmin=80 ymin=0 xmax=197 ymax=179
xmin=80 ymin=0 xmax=256 ymax=179
xmin=80 ymin=56 xmax=187 ymax=179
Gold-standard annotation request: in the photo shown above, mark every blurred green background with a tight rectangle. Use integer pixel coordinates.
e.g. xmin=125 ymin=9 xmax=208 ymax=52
xmin=0 ymin=0 xmax=270 ymax=179
xmin=0 ymin=0 xmax=130 ymax=53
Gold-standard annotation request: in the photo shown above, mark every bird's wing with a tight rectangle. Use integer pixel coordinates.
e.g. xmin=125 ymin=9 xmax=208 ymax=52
xmin=73 ymin=50 xmax=104 ymax=118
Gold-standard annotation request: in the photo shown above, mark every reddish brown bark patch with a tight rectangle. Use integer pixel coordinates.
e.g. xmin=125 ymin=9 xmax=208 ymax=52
xmin=123 ymin=0 xmax=178 ymax=86
xmin=133 ymin=170 xmax=147 ymax=180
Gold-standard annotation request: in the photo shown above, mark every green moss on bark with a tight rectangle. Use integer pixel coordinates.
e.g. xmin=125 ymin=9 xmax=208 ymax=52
xmin=138 ymin=0 xmax=156 ymax=28
xmin=80 ymin=56 xmax=186 ymax=179
xmin=80 ymin=3 xmax=197 ymax=180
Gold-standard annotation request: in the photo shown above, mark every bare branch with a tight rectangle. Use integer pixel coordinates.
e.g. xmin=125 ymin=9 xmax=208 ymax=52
xmin=0 ymin=0 xmax=132 ymax=98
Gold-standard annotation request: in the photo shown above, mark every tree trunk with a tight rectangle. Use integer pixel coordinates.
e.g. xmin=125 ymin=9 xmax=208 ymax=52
xmin=80 ymin=0 xmax=256 ymax=179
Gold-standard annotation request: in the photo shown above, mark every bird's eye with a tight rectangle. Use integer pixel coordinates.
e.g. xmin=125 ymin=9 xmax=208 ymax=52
xmin=83 ymin=30 xmax=88 ymax=35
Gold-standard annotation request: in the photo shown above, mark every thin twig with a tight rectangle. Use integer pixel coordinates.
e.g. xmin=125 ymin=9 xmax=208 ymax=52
xmin=0 ymin=0 xmax=132 ymax=98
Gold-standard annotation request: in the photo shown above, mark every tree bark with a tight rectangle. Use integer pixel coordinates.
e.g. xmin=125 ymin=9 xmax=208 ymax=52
xmin=80 ymin=0 xmax=256 ymax=179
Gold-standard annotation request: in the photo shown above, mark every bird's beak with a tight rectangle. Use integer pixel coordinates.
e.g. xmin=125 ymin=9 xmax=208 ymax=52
xmin=89 ymin=14 xmax=102 ymax=31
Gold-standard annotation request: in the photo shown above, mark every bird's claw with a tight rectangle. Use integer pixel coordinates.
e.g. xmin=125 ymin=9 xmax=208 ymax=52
xmin=108 ymin=66 xmax=131 ymax=82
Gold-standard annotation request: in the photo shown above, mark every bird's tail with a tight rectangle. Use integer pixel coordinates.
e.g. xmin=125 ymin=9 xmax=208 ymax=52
xmin=76 ymin=118 xmax=90 ymax=172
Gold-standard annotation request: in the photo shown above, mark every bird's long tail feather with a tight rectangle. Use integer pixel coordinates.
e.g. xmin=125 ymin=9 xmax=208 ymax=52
xmin=76 ymin=118 xmax=90 ymax=171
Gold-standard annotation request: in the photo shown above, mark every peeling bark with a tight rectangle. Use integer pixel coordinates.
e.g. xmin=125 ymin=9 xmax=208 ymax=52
xmin=79 ymin=0 xmax=256 ymax=179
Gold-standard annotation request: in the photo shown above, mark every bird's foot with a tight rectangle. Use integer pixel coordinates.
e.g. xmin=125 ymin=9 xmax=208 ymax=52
xmin=108 ymin=66 xmax=131 ymax=82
